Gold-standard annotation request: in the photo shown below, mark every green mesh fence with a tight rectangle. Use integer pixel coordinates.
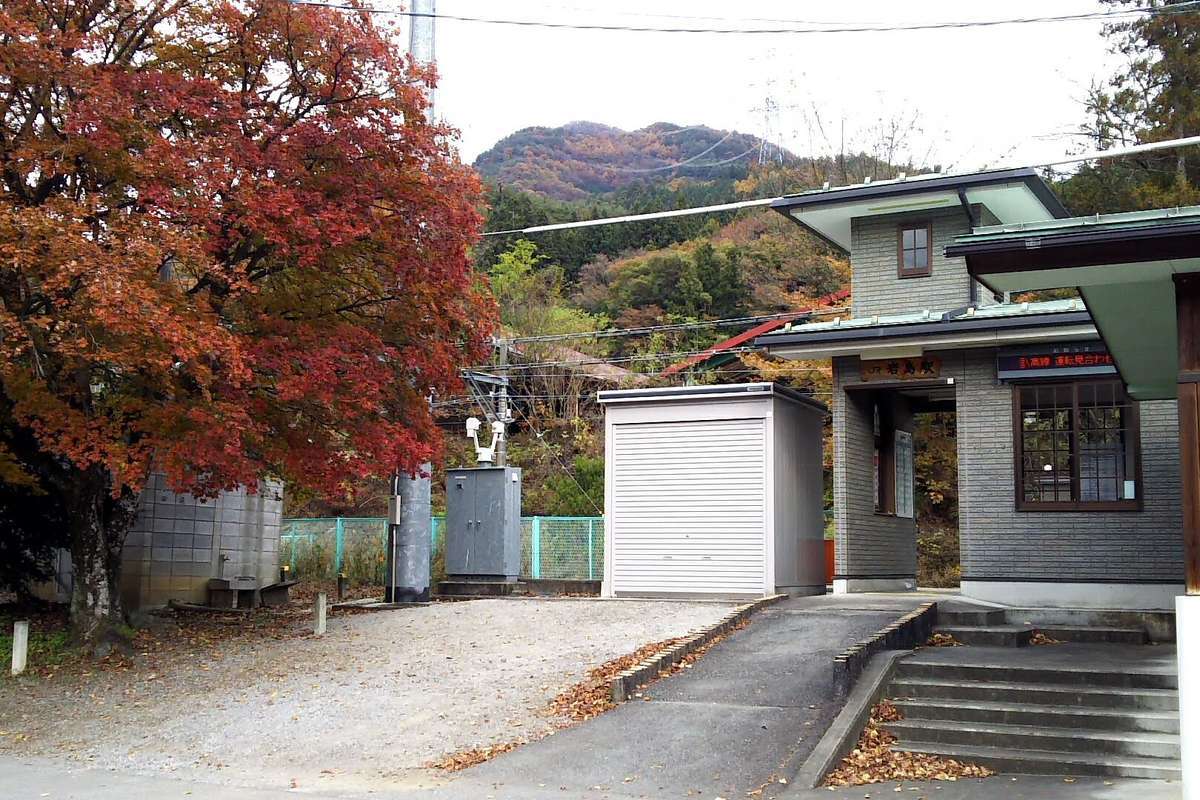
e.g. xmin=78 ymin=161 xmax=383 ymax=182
xmin=281 ymin=515 xmax=603 ymax=583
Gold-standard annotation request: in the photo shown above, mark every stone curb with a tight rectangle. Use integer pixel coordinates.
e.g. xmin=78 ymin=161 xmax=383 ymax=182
xmin=787 ymin=649 xmax=910 ymax=793
xmin=831 ymin=602 xmax=937 ymax=697
xmin=609 ymin=593 xmax=787 ymax=703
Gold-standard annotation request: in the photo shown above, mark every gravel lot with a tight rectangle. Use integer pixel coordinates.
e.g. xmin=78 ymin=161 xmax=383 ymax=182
xmin=0 ymin=598 xmax=733 ymax=792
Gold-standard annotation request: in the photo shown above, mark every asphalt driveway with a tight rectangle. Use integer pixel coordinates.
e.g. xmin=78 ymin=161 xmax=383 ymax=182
xmin=416 ymin=595 xmax=916 ymax=800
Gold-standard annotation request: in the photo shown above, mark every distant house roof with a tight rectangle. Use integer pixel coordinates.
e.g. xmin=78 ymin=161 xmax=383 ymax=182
xmin=509 ymin=339 xmax=647 ymax=385
xmin=769 ymin=167 xmax=1069 ymax=252
xmin=755 ymin=298 xmax=1097 ymax=361
xmin=659 ymin=288 xmax=851 ymax=376
xmin=548 ymin=343 xmax=648 ymax=383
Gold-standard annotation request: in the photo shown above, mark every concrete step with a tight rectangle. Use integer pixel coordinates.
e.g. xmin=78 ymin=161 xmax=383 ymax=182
xmin=883 ymin=718 xmax=1181 ymax=760
xmin=891 ymin=742 xmax=1183 ymax=780
xmin=897 ymin=657 xmax=1178 ymax=690
xmin=937 ymin=608 xmax=1007 ymax=627
xmin=1007 ymin=607 xmax=1175 ymax=644
xmin=892 ymin=698 xmax=1180 ymax=734
xmin=1035 ymin=625 xmax=1148 ymax=645
xmin=889 ymin=676 xmax=1180 ymax=710
xmin=933 ymin=624 xmax=1034 ymax=647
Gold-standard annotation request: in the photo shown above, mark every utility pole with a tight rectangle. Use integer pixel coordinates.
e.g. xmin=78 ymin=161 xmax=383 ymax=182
xmin=408 ymin=0 xmax=436 ymax=120
xmin=496 ymin=338 xmax=509 ymax=466
xmin=382 ymin=0 xmax=439 ymax=605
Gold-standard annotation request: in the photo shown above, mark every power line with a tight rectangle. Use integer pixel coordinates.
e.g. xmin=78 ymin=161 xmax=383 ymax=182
xmin=469 ymin=345 xmax=759 ymax=371
xmin=435 ymin=387 xmax=836 ymax=406
xmin=481 ymin=315 xmax=858 ymax=367
xmin=444 ymin=362 xmax=837 ymax=382
xmin=479 ymin=313 xmax=852 ymax=372
xmin=484 ymin=196 xmax=776 ymax=237
xmin=508 ymin=399 xmax=605 ymax=515
xmin=605 ymin=142 xmax=762 ymax=174
xmin=457 ymin=2 xmax=897 ymax=27
xmin=603 ymin=128 xmax=739 ymax=174
xmin=483 ymin=134 xmax=1200 ymax=237
xmin=506 ymin=306 xmax=844 ymax=344
xmin=286 ymin=1 xmax=1200 ymax=35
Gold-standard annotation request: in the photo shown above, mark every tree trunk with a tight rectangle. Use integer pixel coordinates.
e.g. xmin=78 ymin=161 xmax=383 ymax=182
xmin=65 ymin=467 xmax=140 ymax=653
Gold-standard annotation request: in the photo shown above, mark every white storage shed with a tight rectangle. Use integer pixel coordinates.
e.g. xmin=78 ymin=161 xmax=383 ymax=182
xmin=598 ymin=382 xmax=828 ymax=599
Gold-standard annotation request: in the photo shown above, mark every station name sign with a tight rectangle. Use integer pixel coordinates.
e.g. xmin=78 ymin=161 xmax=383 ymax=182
xmin=996 ymin=342 xmax=1116 ymax=380
xmin=860 ymin=355 xmax=942 ymax=382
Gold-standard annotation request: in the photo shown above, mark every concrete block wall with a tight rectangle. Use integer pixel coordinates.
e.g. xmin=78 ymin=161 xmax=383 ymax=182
xmin=950 ymin=348 xmax=1184 ymax=584
xmin=120 ymin=476 xmax=284 ymax=609
xmin=850 ymin=207 xmax=994 ymax=318
xmin=832 ymin=357 xmax=917 ymax=586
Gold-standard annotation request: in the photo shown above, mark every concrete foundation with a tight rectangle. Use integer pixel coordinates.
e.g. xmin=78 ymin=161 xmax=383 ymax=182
xmin=834 ymin=577 xmax=916 ymax=594
xmin=963 ymin=580 xmax=1184 ymax=611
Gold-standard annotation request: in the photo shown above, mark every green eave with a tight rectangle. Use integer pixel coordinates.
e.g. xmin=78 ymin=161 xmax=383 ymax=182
xmin=948 ymin=206 xmax=1200 ymax=400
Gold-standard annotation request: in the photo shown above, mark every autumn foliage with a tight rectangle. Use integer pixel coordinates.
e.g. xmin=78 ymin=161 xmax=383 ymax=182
xmin=0 ymin=0 xmax=492 ymax=640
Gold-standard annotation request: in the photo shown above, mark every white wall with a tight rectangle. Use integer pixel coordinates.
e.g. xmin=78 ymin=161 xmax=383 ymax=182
xmin=772 ymin=396 xmax=827 ymax=594
xmin=601 ymin=386 xmax=827 ymax=598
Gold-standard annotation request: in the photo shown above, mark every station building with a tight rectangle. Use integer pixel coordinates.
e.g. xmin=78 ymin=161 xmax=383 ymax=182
xmin=755 ymin=168 xmax=1185 ymax=610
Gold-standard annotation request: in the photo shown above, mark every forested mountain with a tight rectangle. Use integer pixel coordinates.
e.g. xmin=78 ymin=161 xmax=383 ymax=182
xmin=473 ymin=121 xmax=789 ymax=201
xmin=469 ymin=121 xmax=922 ymax=353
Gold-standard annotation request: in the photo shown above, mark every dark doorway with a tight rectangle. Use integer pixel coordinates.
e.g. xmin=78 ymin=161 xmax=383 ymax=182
xmin=913 ymin=410 xmax=960 ymax=587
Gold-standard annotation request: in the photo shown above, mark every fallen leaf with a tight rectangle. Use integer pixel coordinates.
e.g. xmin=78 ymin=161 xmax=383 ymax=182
xmin=823 ymin=702 xmax=994 ymax=788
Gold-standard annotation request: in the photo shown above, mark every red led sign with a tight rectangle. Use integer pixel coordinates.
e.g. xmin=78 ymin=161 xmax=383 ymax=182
xmin=996 ymin=343 xmax=1117 ymax=380
xmin=1015 ymin=353 xmax=1113 ymax=370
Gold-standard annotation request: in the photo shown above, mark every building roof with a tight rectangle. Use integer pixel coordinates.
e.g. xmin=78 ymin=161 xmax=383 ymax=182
xmin=769 ymin=167 xmax=1069 ymax=252
xmin=755 ymin=299 xmax=1097 ymax=361
xmin=946 ymin=205 xmax=1200 ymax=260
xmin=949 ymin=205 xmax=1200 ymax=400
xmin=951 ymin=203 xmax=1200 ymax=238
xmin=597 ymin=381 xmax=828 ymax=413
xmin=659 ymin=288 xmax=851 ymax=376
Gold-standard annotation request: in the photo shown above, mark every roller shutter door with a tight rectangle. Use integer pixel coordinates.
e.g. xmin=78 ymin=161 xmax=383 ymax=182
xmin=610 ymin=418 xmax=766 ymax=595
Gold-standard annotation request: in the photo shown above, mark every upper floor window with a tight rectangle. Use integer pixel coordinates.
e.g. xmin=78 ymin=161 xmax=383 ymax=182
xmin=1014 ymin=381 xmax=1141 ymax=511
xmin=898 ymin=222 xmax=932 ymax=278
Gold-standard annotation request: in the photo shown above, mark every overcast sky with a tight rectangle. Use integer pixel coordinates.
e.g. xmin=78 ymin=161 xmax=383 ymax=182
xmin=408 ymin=1 xmax=1124 ymax=173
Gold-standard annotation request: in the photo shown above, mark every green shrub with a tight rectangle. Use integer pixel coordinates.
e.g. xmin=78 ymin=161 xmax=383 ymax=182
xmin=342 ymin=533 xmax=386 ymax=586
xmin=283 ymin=535 xmax=334 ymax=581
xmin=0 ymin=625 xmax=73 ymax=676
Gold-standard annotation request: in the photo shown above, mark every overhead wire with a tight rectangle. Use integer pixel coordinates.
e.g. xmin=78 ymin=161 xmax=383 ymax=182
xmin=286 ymin=1 xmax=1200 ymax=35
xmin=435 ymin=387 xmax=836 ymax=406
xmin=482 ymin=195 xmax=776 ymax=237
xmin=466 ymin=345 xmax=762 ymax=371
xmin=602 ymin=128 xmax=739 ymax=173
xmin=452 ymin=2 xmax=897 ymax=27
xmin=508 ymin=398 xmax=605 ymax=515
xmin=605 ymin=142 xmax=763 ymax=173
xmin=482 ymin=134 xmax=1200 ymax=237
xmin=505 ymin=306 xmax=846 ymax=344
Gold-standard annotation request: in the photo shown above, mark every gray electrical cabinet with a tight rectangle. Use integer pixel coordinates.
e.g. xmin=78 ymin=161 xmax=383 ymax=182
xmin=445 ymin=467 xmax=522 ymax=580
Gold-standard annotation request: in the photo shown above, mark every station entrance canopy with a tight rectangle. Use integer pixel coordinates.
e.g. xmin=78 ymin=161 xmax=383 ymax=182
xmin=947 ymin=206 xmax=1200 ymax=400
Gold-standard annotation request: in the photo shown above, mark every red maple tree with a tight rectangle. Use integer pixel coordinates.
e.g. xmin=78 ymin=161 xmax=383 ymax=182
xmin=0 ymin=0 xmax=493 ymax=645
